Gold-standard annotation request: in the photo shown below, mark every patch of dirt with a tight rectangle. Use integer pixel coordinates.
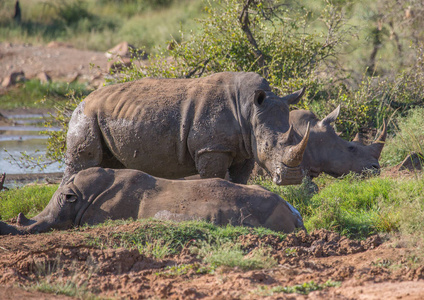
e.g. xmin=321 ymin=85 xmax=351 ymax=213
xmin=0 ymin=42 xmax=108 ymax=90
xmin=1 ymin=223 xmax=423 ymax=299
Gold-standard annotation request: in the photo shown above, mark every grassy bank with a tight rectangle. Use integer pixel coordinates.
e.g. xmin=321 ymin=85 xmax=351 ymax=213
xmin=2 ymin=172 xmax=423 ymax=240
xmin=0 ymin=79 xmax=91 ymax=109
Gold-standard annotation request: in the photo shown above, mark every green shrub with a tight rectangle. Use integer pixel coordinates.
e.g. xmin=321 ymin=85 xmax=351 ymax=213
xmin=118 ymin=0 xmax=347 ymax=90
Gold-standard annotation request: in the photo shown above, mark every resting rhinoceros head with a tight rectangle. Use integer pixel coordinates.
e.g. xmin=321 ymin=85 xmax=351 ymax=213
xmin=16 ymin=179 xmax=85 ymax=234
xmin=249 ymin=88 xmax=310 ymax=185
xmin=291 ymin=106 xmax=387 ymax=178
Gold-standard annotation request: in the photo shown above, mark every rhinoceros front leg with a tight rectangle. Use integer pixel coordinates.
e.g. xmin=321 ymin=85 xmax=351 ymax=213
xmin=228 ymin=158 xmax=255 ymax=184
xmin=196 ymin=151 xmax=233 ymax=179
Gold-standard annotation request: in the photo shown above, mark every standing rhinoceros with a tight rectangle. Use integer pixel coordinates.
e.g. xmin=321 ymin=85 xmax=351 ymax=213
xmin=253 ymin=106 xmax=387 ymax=181
xmin=63 ymin=72 xmax=309 ymax=186
xmin=0 ymin=167 xmax=305 ymax=235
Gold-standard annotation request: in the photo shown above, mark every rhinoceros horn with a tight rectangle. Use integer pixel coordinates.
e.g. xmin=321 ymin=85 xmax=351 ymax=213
xmin=369 ymin=119 xmax=387 ymax=159
xmin=282 ymin=122 xmax=310 ymax=167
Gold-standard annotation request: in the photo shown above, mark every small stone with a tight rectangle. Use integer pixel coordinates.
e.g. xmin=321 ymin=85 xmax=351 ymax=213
xmin=1 ymin=71 xmax=25 ymax=87
xmin=37 ymin=72 xmax=51 ymax=83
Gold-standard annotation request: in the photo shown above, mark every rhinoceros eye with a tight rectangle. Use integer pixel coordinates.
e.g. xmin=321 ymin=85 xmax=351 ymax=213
xmin=65 ymin=194 xmax=77 ymax=202
xmin=61 ymin=193 xmax=77 ymax=203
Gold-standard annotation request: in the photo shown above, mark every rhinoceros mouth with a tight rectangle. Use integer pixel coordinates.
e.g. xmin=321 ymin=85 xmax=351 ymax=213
xmin=273 ymin=165 xmax=304 ymax=186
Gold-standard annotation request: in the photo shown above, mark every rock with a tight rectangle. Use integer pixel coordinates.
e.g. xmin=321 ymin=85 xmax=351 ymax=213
xmin=37 ymin=72 xmax=51 ymax=83
xmin=1 ymin=71 xmax=25 ymax=87
xmin=47 ymin=41 xmax=73 ymax=48
xmin=105 ymin=41 xmax=135 ymax=59
xmin=105 ymin=41 xmax=147 ymax=60
xmin=395 ymin=152 xmax=424 ymax=172
xmin=68 ymin=72 xmax=80 ymax=83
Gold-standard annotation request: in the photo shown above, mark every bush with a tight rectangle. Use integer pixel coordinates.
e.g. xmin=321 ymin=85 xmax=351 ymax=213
xmin=118 ymin=0 xmax=348 ymax=90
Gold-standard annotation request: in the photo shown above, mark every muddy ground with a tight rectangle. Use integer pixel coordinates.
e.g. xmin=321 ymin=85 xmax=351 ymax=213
xmin=1 ymin=223 xmax=424 ymax=299
xmin=1 ymin=42 xmax=424 ymax=299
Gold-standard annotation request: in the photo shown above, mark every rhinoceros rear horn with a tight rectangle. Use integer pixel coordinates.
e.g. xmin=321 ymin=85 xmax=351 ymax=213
xmin=283 ymin=122 xmax=310 ymax=167
xmin=369 ymin=119 xmax=387 ymax=159
xmin=281 ymin=87 xmax=305 ymax=105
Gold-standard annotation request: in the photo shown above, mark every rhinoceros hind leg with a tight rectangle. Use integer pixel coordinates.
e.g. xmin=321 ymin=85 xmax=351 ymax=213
xmin=62 ymin=106 xmax=103 ymax=185
xmin=196 ymin=152 xmax=233 ymax=179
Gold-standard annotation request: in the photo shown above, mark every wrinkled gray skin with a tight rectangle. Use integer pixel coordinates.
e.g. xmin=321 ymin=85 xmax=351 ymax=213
xmin=253 ymin=106 xmax=387 ymax=180
xmin=62 ymin=72 xmax=309 ymax=186
xmin=0 ymin=167 xmax=305 ymax=235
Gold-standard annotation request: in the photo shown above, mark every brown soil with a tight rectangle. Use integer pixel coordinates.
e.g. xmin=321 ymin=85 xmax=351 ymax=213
xmin=1 ymin=223 xmax=423 ymax=299
xmin=0 ymin=42 xmax=108 ymax=90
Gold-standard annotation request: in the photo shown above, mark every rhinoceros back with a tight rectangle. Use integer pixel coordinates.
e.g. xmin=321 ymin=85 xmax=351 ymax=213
xmin=70 ymin=72 xmax=270 ymax=179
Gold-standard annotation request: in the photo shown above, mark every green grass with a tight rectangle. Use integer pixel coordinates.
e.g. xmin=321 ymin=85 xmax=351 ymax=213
xmin=254 ymin=280 xmax=341 ymax=296
xmin=252 ymin=173 xmax=424 ymax=239
xmin=0 ymin=0 xmax=204 ymax=52
xmin=381 ymin=107 xmax=424 ymax=167
xmin=33 ymin=280 xmax=98 ymax=299
xmin=156 ymin=263 xmax=216 ymax=277
xmin=2 ymin=172 xmax=424 ymax=240
xmin=0 ymin=184 xmax=57 ymax=220
xmin=88 ymin=218 xmax=286 ymax=254
xmin=0 ymin=79 xmax=91 ymax=109
xmin=194 ymin=240 xmax=278 ymax=270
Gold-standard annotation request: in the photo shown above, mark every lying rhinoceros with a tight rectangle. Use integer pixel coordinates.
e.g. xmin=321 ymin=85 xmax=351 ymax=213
xmin=63 ymin=72 xmax=309 ymax=186
xmin=252 ymin=106 xmax=387 ymax=180
xmin=0 ymin=167 xmax=305 ymax=235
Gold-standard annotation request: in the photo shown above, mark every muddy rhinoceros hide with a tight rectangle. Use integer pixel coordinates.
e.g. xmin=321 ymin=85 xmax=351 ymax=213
xmin=0 ymin=167 xmax=305 ymax=235
xmin=63 ymin=72 xmax=309 ymax=186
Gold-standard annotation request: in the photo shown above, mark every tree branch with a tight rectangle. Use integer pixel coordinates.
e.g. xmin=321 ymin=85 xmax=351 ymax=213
xmin=0 ymin=173 xmax=9 ymax=191
xmin=239 ymin=0 xmax=268 ymax=77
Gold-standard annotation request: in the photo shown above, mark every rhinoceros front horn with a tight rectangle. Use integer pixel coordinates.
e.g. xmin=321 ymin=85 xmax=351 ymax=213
xmin=369 ymin=119 xmax=387 ymax=159
xmin=282 ymin=122 xmax=310 ymax=167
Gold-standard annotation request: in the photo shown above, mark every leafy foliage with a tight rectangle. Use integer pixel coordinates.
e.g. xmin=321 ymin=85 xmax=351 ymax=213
xmin=118 ymin=0 xmax=348 ymax=94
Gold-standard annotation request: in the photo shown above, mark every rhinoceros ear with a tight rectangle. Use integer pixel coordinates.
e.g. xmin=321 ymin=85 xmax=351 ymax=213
xmin=254 ymin=90 xmax=267 ymax=106
xmin=319 ymin=105 xmax=340 ymax=127
xmin=281 ymin=87 xmax=305 ymax=105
